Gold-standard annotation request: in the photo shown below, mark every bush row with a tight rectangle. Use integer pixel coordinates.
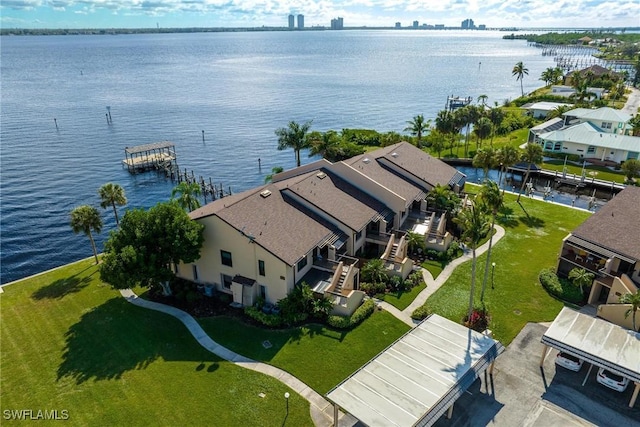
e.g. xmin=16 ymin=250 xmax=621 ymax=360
xmin=539 ymin=268 xmax=583 ymax=304
xmin=327 ymin=299 xmax=376 ymax=329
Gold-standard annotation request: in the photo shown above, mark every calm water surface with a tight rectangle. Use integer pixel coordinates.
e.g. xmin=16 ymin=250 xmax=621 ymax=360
xmin=1 ymin=30 xmax=557 ymax=284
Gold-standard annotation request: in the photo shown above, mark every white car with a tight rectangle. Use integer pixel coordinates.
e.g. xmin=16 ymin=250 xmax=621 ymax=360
xmin=555 ymin=352 xmax=584 ymax=371
xmin=596 ymin=368 xmax=630 ymax=392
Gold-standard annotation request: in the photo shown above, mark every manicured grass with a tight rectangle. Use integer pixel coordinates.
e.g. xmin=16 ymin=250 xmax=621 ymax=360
xmin=377 ymin=282 xmax=428 ymax=311
xmin=421 ymin=260 xmax=444 ymax=279
xmin=0 ymin=259 xmax=312 ymax=426
xmin=415 ymin=188 xmax=592 ymax=345
xmin=198 ymin=311 xmax=410 ymax=395
xmin=541 ymin=160 xmax=625 ymax=184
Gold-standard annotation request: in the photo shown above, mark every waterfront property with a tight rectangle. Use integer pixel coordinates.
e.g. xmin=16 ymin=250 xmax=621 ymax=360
xmin=556 ymin=185 xmax=640 ymax=329
xmin=176 ymin=142 xmax=465 ymax=315
xmin=530 ymin=107 xmax=640 ymax=166
xmin=521 ymin=101 xmax=573 ymax=119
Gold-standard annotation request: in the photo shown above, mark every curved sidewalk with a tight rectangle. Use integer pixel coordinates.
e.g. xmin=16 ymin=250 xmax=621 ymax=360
xmin=375 ymin=224 xmax=506 ymax=326
xmin=119 ymin=289 xmax=351 ymax=427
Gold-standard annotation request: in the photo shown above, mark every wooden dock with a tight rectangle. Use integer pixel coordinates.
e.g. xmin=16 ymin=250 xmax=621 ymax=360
xmin=446 ymin=95 xmax=472 ymax=111
xmin=122 ymin=141 xmax=178 ymax=175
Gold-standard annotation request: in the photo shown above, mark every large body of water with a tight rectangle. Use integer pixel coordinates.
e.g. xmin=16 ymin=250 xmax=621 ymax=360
xmin=0 ymin=30 xmax=558 ymax=284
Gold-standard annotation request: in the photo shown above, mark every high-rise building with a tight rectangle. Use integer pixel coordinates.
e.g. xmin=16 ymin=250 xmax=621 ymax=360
xmin=288 ymin=14 xmax=294 ymax=29
xmin=330 ymin=17 xmax=344 ymax=30
xmin=297 ymin=14 xmax=304 ymax=29
xmin=412 ymin=21 xmax=419 ymax=28
xmin=461 ymin=18 xmax=475 ymax=29
xmin=395 ymin=22 xmax=401 ymax=29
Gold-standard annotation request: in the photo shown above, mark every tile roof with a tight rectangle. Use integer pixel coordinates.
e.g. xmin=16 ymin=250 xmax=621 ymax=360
xmin=190 ymin=184 xmax=338 ymax=266
xmin=283 ymin=168 xmax=389 ymax=231
xmin=571 ymin=186 xmax=640 ymax=261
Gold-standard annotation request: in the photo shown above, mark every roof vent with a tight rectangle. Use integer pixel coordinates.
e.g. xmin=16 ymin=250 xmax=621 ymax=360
xmin=260 ymin=190 xmax=272 ymax=198
xmin=316 ymin=172 xmax=327 ymax=179
xmin=363 ymin=158 xmax=371 ymax=164
xmin=391 ymin=152 xmax=398 ymax=157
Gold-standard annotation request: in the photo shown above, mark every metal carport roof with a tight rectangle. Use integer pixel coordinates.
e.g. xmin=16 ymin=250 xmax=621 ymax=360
xmin=541 ymin=307 xmax=640 ymax=383
xmin=326 ymin=314 xmax=504 ymax=427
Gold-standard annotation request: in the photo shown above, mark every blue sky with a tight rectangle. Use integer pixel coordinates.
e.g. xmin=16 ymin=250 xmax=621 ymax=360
xmin=1 ymin=0 xmax=639 ymax=29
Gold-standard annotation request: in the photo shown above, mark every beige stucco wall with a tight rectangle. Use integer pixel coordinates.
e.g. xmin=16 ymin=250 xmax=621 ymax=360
xmin=597 ymin=304 xmax=636 ymax=330
xmin=177 ymin=215 xmax=293 ymax=304
xmin=331 ymin=290 xmax=366 ymax=317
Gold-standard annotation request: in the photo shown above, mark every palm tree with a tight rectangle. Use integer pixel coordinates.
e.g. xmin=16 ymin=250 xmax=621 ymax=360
xmin=540 ymin=67 xmax=555 ymax=87
xmin=630 ymin=114 xmax=640 ymax=137
xmin=472 ymin=148 xmax=497 ymax=179
xmin=264 ymin=166 xmax=284 ymax=183
xmin=547 ymin=105 xmax=571 ymax=120
xmin=517 ymin=143 xmax=543 ymax=203
xmin=435 ymin=110 xmax=457 ymax=155
xmin=495 ymin=146 xmax=520 ymax=188
xmin=70 ymin=205 xmax=103 ymax=265
xmin=619 ymin=289 xmax=640 ymax=331
xmin=551 ymin=67 xmax=564 ymax=85
xmin=307 ymin=130 xmax=342 ymax=161
xmin=405 ymin=231 xmax=425 ymax=255
xmin=478 ymin=180 xmax=503 ymax=303
xmin=404 ymin=114 xmax=430 ymax=148
xmin=98 ymin=183 xmax=127 ymax=227
xmin=568 ymin=267 xmax=595 ymax=297
xmin=275 ymin=120 xmax=312 ymax=167
xmin=454 ymin=203 xmax=491 ymax=324
xmin=487 ymin=107 xmax=505 ymax=146
xmin=171 ymin=181 xmax=202 ymax=212
xmin=473 ymin=117 xmax=493 ymax=148
xmin=512 ymin=61 xmax=529 ymax=97
xmin=477 ymin=94 xmax=488 ymax=106
xmin=429 ymin=130 xmax=446 ymax=158
xmin=361 ymin=259 xmax=387 ymax=284
xmin=621 ymin=159 xmax=640 ymax=183
xmin=426 ymin=184 xmax=460 ymax=220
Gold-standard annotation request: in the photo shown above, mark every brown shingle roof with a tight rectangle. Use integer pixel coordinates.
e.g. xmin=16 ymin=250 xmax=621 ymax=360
xmin=380 ymin=142 xmax=461 ymax=188
xmin=571 ymin=186 xmax=640 ymax=261
xmin=283 ymin=168 xmax=389 ymax=231
xmin=190 ymin=184 xmax=337 ymax=266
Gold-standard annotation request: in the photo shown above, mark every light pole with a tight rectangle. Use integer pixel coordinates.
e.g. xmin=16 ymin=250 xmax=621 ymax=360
xmin=284 ymin=392 xmax=290 ymax=415
xmin=491 ymin=262 xmax=496 ymax=290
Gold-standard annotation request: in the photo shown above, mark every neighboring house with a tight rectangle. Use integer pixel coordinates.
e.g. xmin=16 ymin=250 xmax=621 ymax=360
xmin=556 ymin=186 xmax=640 ymax=330
xmin=550 ymin=85 xmax=605 ymax=100
xmin=530 ymin=107 xmax=640 ymax=165
xmin=564 ymin=64 xmax=622 ymax=86
xmin=522 ymin=101 xmax=573 ymax=119
xmin=177 ymin=142 xmax=465 ymax=315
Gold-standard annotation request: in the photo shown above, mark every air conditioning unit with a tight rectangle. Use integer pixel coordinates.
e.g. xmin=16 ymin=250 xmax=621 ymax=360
xmin=260 ymin=190 xmax=272 ymax=198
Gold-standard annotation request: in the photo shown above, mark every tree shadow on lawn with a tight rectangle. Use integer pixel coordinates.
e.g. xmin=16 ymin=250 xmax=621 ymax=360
xmin=57 ymin=297 xmax=215 ymax=384
xmin=31 ymin=269 xmax=97 ymax=300
xmin=496 ymin=206 xmax=519 ymax=229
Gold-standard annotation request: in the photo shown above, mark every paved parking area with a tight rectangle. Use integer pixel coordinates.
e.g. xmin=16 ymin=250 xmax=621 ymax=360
xmin=434 ymin=323 xmax=640 ymax=427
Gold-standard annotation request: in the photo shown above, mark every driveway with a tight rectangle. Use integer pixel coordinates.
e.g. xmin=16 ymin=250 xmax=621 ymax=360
xmin=434 ymin=323 xmax=640 ymax=427
xmin=623 ymin=87 xmax=640 ymax=115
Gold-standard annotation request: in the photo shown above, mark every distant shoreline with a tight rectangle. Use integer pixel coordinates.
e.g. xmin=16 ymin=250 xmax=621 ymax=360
xmin=2 ymin=26 xmax=638 ymax=37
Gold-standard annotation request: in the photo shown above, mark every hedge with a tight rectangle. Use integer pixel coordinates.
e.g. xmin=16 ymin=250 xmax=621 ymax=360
xmin=327 ymin=299 xmax=376 ymax=329
xmin=411 ymin=305 xmax=432 ymax=320
xmin=539 ymin=268 xmax=583 ymax=304
xmin=244 ymin=306 xmax=284 ymax=327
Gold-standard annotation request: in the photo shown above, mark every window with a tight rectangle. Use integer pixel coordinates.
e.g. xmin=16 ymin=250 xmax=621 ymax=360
xmin=601 ymin=122 xmax=612 ymax=129
xmin=258 ymin=260 xmax=265 ymax=276
xmin=221 ymin=274 xmax=233 ymax=290
xmin=221 ymin=250 xmax=233 ymax=267
xmin=192 ymin=265 xmax=199 ymax=281
xmin=553 ymin=142 xmax=561 ymax=151
xmin=297 ymin=256 xmax=308 ymax=272
xmin=259 ymin=285 xmax=266 ymax=300
xmin=587 ymin=146 xmax=595 ymax=154
xmin=355 ymin=230 xmax=363 ymax=241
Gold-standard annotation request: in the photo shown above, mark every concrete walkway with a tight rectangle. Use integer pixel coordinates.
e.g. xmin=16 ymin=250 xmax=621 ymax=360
xmin=622 ymin=86 xmax=640 ymax=115
xmin=119 ymin=289 xmax=354 ymax=427
xmin=375 ymin=224 xmax=506 ymax=326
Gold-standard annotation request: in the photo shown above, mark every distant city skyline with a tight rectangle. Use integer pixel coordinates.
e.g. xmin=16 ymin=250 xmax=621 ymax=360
xmin=1 ymin=0 xmax=638 ymax=29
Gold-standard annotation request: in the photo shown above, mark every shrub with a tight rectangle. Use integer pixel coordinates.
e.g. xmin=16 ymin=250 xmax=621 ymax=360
xmin=327 ymin=299 xmax=376 ymax=329
xmin=411 ymin=305 xmax=432 ymax=320
xmin=185 ymin=290 xmax=201 ymax=304
xmin=389 ymin=275 xmax=402 ymax=291
xmin=539 ymin=268 xmax=583 ymax=304
xmin=245 ymin=306 xmax=284 ymax=327
xmin=360 ymin=281 xmax=386 ymax=296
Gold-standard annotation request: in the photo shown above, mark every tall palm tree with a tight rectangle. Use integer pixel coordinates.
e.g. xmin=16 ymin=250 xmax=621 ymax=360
xmin=454 ymin=203 xmax=491 ymax=324
xmin=495 ymin=146 xmax=520 ymax=188
xmin=473 ymin=117 xmax=493 ymax=148
xmin=404 ymin=114 xmax=430 ymax=148
xmin=487 ymin=107 xmax=505 ymax=146
xmin=70 ymin=205 xmax=103 ymax=265
xmin=472 ymin=148 xmax=497 ymax=179
xmin=275 ymin=120 xmax=312 ymax=167
xmin=171 ymin=181 xmax=202 ymax=212
xmin=517 ymin=143 xmax=543 ymax=203
xmin=307 ymin=130 xmax=342 ymax=161
xmin=435 ymin=110 xmax=457 ymax=155
xmin=426 ymin=184 xmax=460 ymax=220
xmin=540 ymin=67 xmax=555 ymax=87
xmin=512 ymin=61 xmax=529 ymax=97
xmin=264 ymin=166 xmax=284 ymax=183
xmin=551 ymin=67 xmax=564 ymax=85
xmin=98 ymin=182 xmax=127 ymax=227
xmin=478 ymin=180 xmax=503 ymax=303
xmin=477 ymin=94 xmax=488 ymax=106
xmin=619 ymin=289 xmax=640 ymax=332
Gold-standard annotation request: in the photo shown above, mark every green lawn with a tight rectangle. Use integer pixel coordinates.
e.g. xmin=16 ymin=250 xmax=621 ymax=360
xmin=541 ymin=160 xmax=625 ymax=184
xmin=0 ymin=260 xmax=313 ymax=426
xmin=375 ymin=282 xmax=427 ymax=311
xmin=198 ymin=311 xmax=410 ymax=395
xmin=415 ymin=189 xmax=592 ymax=345
xmin=421 ymin=260 xmax=444 ymax=279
